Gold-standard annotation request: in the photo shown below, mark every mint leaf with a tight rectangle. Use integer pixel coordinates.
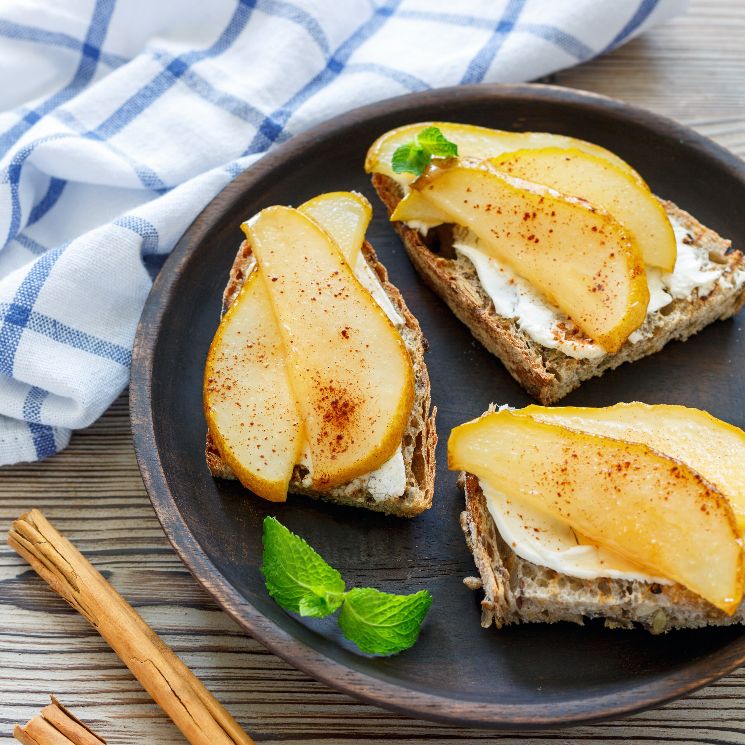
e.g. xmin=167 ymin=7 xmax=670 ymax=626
xmin=391 ymin=142 xmax=430 ymax=176
xmin=391 ymin=126 xmax=458 ymax=176
xmin=416 ymin=126 xmax=458 ymax=158
xmin=262 ymin=519 xmax=433 ymax=655
xmin=261 ymin=517 xmax=345 ymax=618
xmin=338 ymin=587 xmax=433 ymax=656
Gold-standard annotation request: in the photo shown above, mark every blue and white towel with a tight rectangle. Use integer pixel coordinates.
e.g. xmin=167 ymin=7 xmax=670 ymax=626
xmin=0 ymin=0 xmax=687 ymax=464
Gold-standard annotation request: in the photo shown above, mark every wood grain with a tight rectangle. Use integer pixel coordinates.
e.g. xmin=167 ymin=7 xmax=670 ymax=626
xmin=2 ymin=0 xmax=745 ymax=741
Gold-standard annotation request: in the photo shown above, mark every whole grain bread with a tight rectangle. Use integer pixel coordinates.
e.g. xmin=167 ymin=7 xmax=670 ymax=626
xmin=371 ymin=173 xmax=745 ymax=404
xmin=459 ymin=472 xmax=745 ymax=633
xmin=205 ymin=237 xmax=437 ymax=517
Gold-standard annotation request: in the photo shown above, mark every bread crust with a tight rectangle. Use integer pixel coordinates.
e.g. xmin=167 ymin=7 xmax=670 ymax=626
xmin=205 ymin=237 xmax=436 ymax=517
xmin=371 ymin=173 xmax=745 ymax=404
xmin=459 ymin=473 xmax=745 ymax=632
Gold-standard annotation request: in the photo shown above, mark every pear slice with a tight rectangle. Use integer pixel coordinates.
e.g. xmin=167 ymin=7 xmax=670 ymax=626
xmin=412 ymin=161 xmax=649 ymax=352
xmin=245 ymin=206 xmax=414 ymax=490
xmin=204 ymin=269 xmax=303 ymax=502
xmin=390 ymin=189 xmax=449 ymax=225
xmin=489 ymin=148 xmax=676 ymax=271
xmin=298 ymin=191 xmax=372 ymax=265
xmin=448 ymin=410 xmax=745 ymax=613
xmin=366 ymin=121 xmax=635 ymax=183
xmin=519 ymin=403 xmax=745 ymax=534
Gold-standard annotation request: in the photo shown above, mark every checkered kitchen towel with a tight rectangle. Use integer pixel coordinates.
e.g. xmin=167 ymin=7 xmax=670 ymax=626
xmin=0 ymin=0 xmax=687 ymax=464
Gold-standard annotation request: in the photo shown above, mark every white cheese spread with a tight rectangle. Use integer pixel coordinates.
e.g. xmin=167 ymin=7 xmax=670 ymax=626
xmin=413 ymin=214 xmax=738 ymax=359
xmin=403 ymin=219 xmax=434 ymax=236
xmin=354 ymin=253 xmax=404 ymax=327
xmin=329 ymin=446 xmax=406 ymax=502
xmin=480 ymin=478 xmax=671 ymax=584
xmin=455 ymin=242 xmax=606 ymax=360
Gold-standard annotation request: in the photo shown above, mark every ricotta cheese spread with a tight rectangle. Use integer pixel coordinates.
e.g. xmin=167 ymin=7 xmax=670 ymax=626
xmin=329 ymin=446 xmax=407 ymax=502
xmin=480 ymin=478 xmax=671 ymax=584
xmin=354 ymin=252 xmax=405 ymax=327
xmin=407 ymin=215 xmax=738 ymax=359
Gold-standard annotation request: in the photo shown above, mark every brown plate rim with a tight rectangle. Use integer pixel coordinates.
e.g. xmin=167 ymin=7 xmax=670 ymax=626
xmin=130 ymin=82 xmax=745 ymax=728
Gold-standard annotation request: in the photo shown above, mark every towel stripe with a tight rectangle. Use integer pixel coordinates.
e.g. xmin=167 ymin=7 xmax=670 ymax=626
xmin=149 ymin=49 xmax=273 ymax=131
xmin=603 ymin=0 xmax=660 ymax=52
xmin=28 ymin=421 xmax=57 ymax=458
xmin=461 ymin=0 xmax=526 ymax=84
xmin=517 ymin=23 xmax=594 ymax=60
xmin=22 ymin=386 xmax=48 ymax=424
xmin=115 ymin=216 xmax=160 ymax=256
xmin=54 ymin=109 xmax=169 ymax=193
xmin=345 ymin=63 xmax=430 ymax=91
xmin=15 ymin=234 xmax=50 ymax=257
xmin=4 ymin=133 xmax=72 ymax=246
xmin=255 ymin=0 xmax=330 ymax=55
xmin=0 ymin=19 xmax=126 ymax=68
xmin=0 ymin=0 xmax=116 ymax=153
xmin=21 ymin=386 xmax=57 ymax=458
xmin=27 ymin=178 xmax=66 ymax=227
xmin=0 ymin=243 xmax=67 ymax=376
xmin=88 ymin=0 xmax=257 ymax=142
xmin=243 ymin=0 xmax=403 ymax=155
xmin=396 ymin=10 xmax=593 ymax=60
xmin=0 ymin=303 xmax=132 ymax=367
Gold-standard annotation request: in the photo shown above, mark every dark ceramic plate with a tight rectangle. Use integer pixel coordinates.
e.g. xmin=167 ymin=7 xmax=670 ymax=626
xmin=130 ymin=84 xmax=745 ymax=728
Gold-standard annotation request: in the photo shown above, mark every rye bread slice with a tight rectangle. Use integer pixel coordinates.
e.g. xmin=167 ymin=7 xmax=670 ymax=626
xmin=205 ymin=238 xmax=437 ymax=517
xmin=459 ymin=473 xmax=745 ymax=633
xmin=371 ymin=173 xmax=745 ymax=404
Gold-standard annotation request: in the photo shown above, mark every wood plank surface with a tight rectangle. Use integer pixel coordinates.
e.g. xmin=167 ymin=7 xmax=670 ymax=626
xmin=2 ymin=1 xmax=745 ymax=742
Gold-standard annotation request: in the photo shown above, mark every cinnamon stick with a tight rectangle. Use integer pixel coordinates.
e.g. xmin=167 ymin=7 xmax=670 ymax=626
xmin=14 ymin=696 xmax=105 ymax=745
xmin=8 ymin=510 xmax=255 ymax=745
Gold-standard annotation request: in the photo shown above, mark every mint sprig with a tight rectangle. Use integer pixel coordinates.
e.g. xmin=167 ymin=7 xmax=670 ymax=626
xmin=338 ymin=587 xmax=433 ymax=656
xmin=262 ymin=517 xmax=345 ymax=617
xmin=391 ymin=126 xmax=458 ymax=177
xmin=261 ymin=517 xmax=432 ymax=656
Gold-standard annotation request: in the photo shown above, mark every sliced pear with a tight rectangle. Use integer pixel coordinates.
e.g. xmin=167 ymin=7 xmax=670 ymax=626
xmin=489 ymin=148 xmax=676 ymax=271
xmin=412 ymin=162 xmax=648 ymax=352
xmin=204 ymin=269 xmax=303 ymax=502
xmin=366 ymin=121 xmax=635 ymax=183
xmin=519 ymin=403 xmax=745 ymax=534
xmin=390 ymin=189 xmax=448 ymax=225
xmin=245 ymin=206 xmax=414 ymax=490
xmin=298 ymin=191 xmax=372 ymax=266
xmin=448 ymin=411 xmax=745 ymax=613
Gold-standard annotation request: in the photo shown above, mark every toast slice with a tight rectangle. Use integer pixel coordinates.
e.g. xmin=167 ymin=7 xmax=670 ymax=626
xmin=206 ymin=237 xmax=437 ymax=517
xmin=372 ymin=173 xmax=745 ymax=404
xmin=459 ymin=472 xmax=745 ymax=632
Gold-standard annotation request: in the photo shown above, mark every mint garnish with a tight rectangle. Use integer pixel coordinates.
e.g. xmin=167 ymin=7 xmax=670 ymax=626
xmin=261 ymin=517 xmax=432 ymax=655
xmin=262 ymin=516 xmax=345 ymax=618
xmin=391 ymin=126 xmax=458 ymax=177
xmin=338 ymin=587 xmax=433 ymax=656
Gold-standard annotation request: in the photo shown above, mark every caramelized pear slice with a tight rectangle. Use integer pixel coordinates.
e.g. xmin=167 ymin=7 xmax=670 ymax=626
xmin=448 ymin=411 xmax=745 ymax=613
xmin=412 ymin=162 xmax=648 ymax=352
xmin=390 ymin=189 xmax=448 ymax=225
xmin=245 ymin=207 xmax=414 ymax=490
xmin=489 ymin=148 xmax=676 ymax=271
xmin=204 ymin=269 xmax=303 ymax=502
xmin=366 ymin=121 xmax=635 ymax=182
xmin=298 ymin=191 xmax=372 ymax=265
xmin=520 ymin=402 xmax=745 ymax=534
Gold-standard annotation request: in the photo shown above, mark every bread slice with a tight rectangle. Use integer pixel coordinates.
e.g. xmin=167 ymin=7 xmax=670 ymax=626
xmin=205 ymin=237 xmax=437 ymax=517
xmin=372 ymin=173 xmax=745 ymax=404
xmin=459 ymin=472 xmax=744 ymax=633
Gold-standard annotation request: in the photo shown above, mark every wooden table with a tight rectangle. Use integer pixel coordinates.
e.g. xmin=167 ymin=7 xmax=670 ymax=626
xmin=2 ymin=1 xmax=744 ymax=741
